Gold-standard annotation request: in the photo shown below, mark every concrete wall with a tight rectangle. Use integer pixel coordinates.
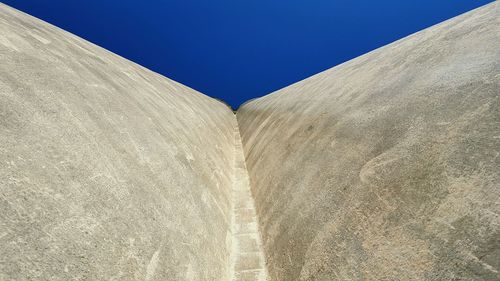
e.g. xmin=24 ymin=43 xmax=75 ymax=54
xmin=237 ymin=3 xmax=499 ymax=280
xmin=0 ymin=4 xmax=235 ymax=281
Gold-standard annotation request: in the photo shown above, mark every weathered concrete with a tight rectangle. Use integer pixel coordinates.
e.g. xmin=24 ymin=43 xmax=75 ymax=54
xmin=237 ymin=3 xmax=499 ymax=281
xmin=230 ymin=121 xmax=268 ymax=281
xmin=0 ymin=3 xmax=237 ymax=281
xmin=2 ymin=1 xmax=499 ymax=281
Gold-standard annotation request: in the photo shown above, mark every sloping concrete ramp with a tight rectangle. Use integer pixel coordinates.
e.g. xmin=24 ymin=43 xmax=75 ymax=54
xmin=0 ymin=3 xmax=237 ymax=280
xmin=1 ymin=2 xmax=499 ymax=281
xmin=238 ymin=2 xmax=499 ymax=281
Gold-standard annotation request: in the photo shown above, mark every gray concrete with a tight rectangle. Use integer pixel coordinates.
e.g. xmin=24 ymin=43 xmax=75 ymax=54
xmin=237 ymin=3 xmax=499 ymax=281
xmin=0 ymin=3 xmax=237 ymax=281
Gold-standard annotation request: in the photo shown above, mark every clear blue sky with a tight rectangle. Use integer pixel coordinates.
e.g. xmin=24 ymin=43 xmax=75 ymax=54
xmin=3 ymin=0 xmax=493 ymax=108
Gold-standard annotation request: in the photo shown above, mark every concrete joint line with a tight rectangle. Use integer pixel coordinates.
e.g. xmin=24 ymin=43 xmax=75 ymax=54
xmin=229 ymin=118 xmax=268 ymax=281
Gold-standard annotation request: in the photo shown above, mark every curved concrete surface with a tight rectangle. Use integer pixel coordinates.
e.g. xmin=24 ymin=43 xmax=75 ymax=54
xmin=238 ymin=3 xmax=499 ymax=280
xmin=0 ymin=4 xmax=236 ymax=281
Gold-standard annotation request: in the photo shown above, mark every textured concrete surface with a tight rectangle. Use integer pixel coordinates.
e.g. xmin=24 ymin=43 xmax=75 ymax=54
xmin=2 ymin=1 xmax=499 ymax=281
xmin=238 ymin=3 xmax=499 ymax=281
xmin=230 ymin=122 xmax=268 ymax=281
xmin=0 ymin=4 xmax=237 ymax=281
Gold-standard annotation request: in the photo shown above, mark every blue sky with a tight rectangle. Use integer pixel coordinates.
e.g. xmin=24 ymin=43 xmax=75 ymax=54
xmin=3 ymin=0 xmax=493 ymax=108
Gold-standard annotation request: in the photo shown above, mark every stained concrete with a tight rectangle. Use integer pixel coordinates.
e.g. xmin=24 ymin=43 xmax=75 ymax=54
xmin=237 ymin=2 xmax=499 ymax=281
xmin=1 ymin=1 xmax=499 ymax=281
xmin=0 ymin=3 xmax=237 ymax=281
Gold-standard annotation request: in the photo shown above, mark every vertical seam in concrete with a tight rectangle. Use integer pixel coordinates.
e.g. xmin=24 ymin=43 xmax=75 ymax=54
xmin=229 ymin=116 xmax=268 ymax=281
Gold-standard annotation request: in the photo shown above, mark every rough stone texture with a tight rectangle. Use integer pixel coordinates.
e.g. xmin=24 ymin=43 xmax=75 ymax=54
xmin=237 ymin=3 xmax=499 ymax=281
xmin=0 ymin=4 xmax=236 ymax=281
